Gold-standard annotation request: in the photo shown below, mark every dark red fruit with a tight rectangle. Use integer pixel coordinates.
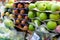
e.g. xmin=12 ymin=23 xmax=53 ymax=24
xmin=18 ymin=15 xmax=22 ymax=19
xmin=20 ymin=9 xmax=25 ymax=15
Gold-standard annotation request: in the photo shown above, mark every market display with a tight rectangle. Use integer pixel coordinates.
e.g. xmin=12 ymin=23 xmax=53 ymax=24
xmin=29 ymin=24 xmax=35 ymax=31
xmin=1 ymin=1 xmax=60 ymax=40
xmin=0 ymin=19 xmax=17 ymax=40
xmin=1 ymin=1 xmax=30 ymax=40
xmin=28 ymin=1 xmax=60 ymax=40
xmin=28 ymin=1 xmax=60 ymax=30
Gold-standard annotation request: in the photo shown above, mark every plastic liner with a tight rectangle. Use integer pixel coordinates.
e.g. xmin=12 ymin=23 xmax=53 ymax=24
xmin=0 ymin=20 xmax=25 ymax=40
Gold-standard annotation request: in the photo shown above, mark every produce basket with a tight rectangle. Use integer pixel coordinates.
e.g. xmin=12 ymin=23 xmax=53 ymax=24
xmin=28 ymin=1 xmax=60 ymax=40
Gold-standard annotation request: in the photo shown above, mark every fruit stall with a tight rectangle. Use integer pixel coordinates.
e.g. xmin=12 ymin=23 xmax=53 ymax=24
xmin=0 ymin=0 xmax=60 ymax=40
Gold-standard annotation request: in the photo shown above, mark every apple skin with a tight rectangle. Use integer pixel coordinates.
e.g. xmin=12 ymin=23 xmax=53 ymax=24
xmin=36 ymin=12 xmax=40 ymax=17
xmin=51 ymin=4 xmax=58 ymax=12
xmin=28 ymin=11 xmax=35 ymax=19
xmin=49 ymin=14 xmax=59 ymax=20
xmin=4 ymin=19 xmax=15 ymax=28
xmin=29 ymin=3 xmax=36 ymax=10
xmin=57 ymin=14 xmax=60 ymax=24
xmin=56 ymin=2 xmax=60 ymax=11
xmin=37 ymin=3 xmax=46 ymax=11
xmin=39 ymin=13 xmax=47 ymax=21
xmin=55 ymin=25 xmax=60 ymax=33
xmin=47 ymin=21 xmax=57 ymax=30
xmin=9 ymin=0 xmax=14 ymax=3
xmin=34 ymin=20 xmax=41 ymax=26
xmin=5 ymin=3 xmax=13 ymax=8
xmin=35 ymin=1 xmax=40 ymax=7
xmin=58 ymin=5 xmax=60 ymax=11
xmin=29 ymin=24 xmax=35 ymax=31
xmin=45 ymin=2 xmax=52 ymax=10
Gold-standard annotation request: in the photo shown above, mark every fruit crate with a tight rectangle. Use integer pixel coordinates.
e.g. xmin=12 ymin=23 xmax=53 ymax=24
xmin=28 ymin=1 xmax=60 ymax=40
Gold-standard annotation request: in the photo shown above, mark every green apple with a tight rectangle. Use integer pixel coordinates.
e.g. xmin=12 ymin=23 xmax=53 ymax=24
xmin=34 ymin=20 xmax=41 ymax=26
xmin=57 ymin=2 xmax=60 ymax=11
xmin=5 ymin=3 xmax=13 ymax=8
xmin=58 ymin=5 xmax=60 ymax=11
xmin=39 ymin=13 xmax=47 ymax=21
xmin=49 ymin=14 xmax=59 ymax=20
xmin=29 ymin=24 xmax=35 ymax=31
xmin=29 ymin=3 xmax=36 ymax=10
xmin=47 ymin=21 xmax=57 ymax=30
xmin=51 ymin=3 xmax=58 ymax=12
xmin=28 ymin=11 xmax=35 ymax=19
xmin=35 ymin=1 xmax=40 ymax=7
xmin=4 ymin=19 xmax=15 ymax=28
xmin=46 ymin=2 xmax=52 ymax=10
xmin=36 ymin=12 xmax=40 ymax=17
xmin=37 ymin=3 xmax=46 ymax=11
xmin=9 ymin=0 xmax=14 ymax=3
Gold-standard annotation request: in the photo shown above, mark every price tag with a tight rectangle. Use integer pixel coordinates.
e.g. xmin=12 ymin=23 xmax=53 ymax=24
xmin=31 ymin=33 xmax=40 ymax=40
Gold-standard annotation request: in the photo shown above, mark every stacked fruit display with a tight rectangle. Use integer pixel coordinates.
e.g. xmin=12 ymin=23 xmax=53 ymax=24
xmin=11 ymin=2 xmax=32 ymax=31
xmin=2 ymin=1 xmax=14 ymax=19
xmin=1 ymin=1 xmax=15 ymax=29
xmin=2 ymin=8 xmax=14 ymax=19
xmin=2 ymin=1 xmax=35 ymax=35
xmin=5 ymin=0 xmax=14 ymax=8
xmin=2 ymin=0 xmax=15 ymax=19
xmin=28 ymin=1 xmax=60 ymax=34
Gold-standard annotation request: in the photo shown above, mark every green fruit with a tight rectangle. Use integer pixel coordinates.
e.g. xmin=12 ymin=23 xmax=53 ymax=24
xmin=47 ymin=21 xmax=57 ymax=30
xmin=29 ymin=3 xmax=35 ymax=10
xmin=49 ymin=14 xmax=59 ymax=20
xmin=37 ymin=3 xmax=46 ymax=11
xmin=36 ymin=12 xmax=40 ymax=17
xmin=4 ymin=19 xmax=14 ymax=28
xmin=29 ymin=24 xmax=35 ymax=31
xmin=58 ymin=5 xmax=60 ymax=11
xmin=56 ymin=2 xmax=60 ymax=11
xmin=34 ymin=20 xmax=41 ymax=26
xmin=35 ymin=1 xmax=40 ymax=7
xmin=9 ymin=0 xmax=14 ymax=3
xmin=46 ymin=2 xmax=52 ymax=10
xmin=5 ymin=3 xmax=13 ymax=8
xmin=51 ymin=4 xmax=58 ymax=12
xmin=28 ymin=11 xmax=35 ymax=19
xmin=39 ymin=13 xmax=47 ymax=21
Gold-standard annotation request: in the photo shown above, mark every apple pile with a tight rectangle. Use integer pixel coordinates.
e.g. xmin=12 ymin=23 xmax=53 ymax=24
xmin=2 ymin=1 xmax=14 ymax=19
xmin=5 ymin=0 xmax=14 ymax=8
xmin=29 ymin=1 xmax=60 ymax=12
xmin=2 ymin=7 xmax=14 ymax=19
xmin=2 ymin=2 xmax=35 ymax=32
xmin=28 ymin=11 xmax=60 ymax=21
xmin=28 ymin=1 xmax=60 ymax=33
xmin=2 ymin=0 xmax=15 ymax=19
xmin=10 ymin=2 xmax=35 ymax=32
